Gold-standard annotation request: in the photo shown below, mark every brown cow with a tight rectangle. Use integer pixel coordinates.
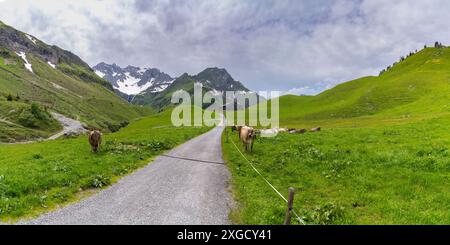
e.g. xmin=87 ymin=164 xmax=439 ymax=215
xmin=310 ymin=127 xmax=321 ymax=132
xmin=239 ymin=126 xmax=256 ymax=152
xmin=88 ymin=130 xmax=102 ymax=153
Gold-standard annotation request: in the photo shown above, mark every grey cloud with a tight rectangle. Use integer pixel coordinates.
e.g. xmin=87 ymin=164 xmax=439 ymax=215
xmin=1 ymin=0 xmax=450 ymax=94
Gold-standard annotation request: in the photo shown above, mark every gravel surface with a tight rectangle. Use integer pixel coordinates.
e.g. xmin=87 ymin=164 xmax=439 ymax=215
xmin=48 ymin=112 xmax=87 ymax=140
xmin=0 ymin=112 xmax=87 ymax=144
xmin=23 ymin=124 xmax=233 ymax=225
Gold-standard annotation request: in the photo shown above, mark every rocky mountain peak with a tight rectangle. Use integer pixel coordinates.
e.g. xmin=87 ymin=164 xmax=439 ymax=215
xmin=93 ymin=63 xmax=175 ymax=95
xmin=193 ymin=67 xmax=249 ymax=92
xmin=0 ymin=21 xmax=91 ymax=70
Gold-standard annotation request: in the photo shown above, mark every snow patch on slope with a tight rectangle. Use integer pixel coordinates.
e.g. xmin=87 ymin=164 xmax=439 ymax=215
xmin=95 ymin=70 xmax=105 ymax=78
xmin=26 ymin=34 xmax=37 ymax=45
xmin=15 ymin=51 xmax=33 ymax=73
xmin=149 ymin=79 xmax=175 ymax=93
xmin=115 ymin=73 xmax=154 ymax=95
xmin=48 ymin=61 xmax=56 ymax=69
xmin=149 ymin=84 xmax=169 ymax=93
xmin=93 ymin=64 xmax=175 ymax=95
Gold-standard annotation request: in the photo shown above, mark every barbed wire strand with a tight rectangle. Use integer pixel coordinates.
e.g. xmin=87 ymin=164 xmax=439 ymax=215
xmin=229 ymin=136 xmax=306 ymax=225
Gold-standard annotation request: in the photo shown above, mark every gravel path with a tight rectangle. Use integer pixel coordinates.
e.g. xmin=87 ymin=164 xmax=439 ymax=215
xmin=0 ymin=113 xmax=86 ymax=144
xmin=23 ymin=123 xmax=233 ymax=225
xmin=48 ymin=112 xmax=87 ymax=140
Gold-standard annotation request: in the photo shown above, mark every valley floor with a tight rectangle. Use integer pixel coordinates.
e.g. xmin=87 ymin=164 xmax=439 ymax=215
xmin=22 ymin=124 xmax=231 ymax=225
xmin=0 ymin=109 xmax=211 ymax=221
xmin=222 ymin=114 xmax=450 ymax=224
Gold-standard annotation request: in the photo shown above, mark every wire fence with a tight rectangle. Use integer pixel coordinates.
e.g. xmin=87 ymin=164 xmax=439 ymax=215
xmin=229 ymin=135 xmax=306 ymax=225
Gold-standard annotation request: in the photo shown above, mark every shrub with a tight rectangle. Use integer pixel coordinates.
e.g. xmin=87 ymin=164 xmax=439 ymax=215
xmin=18 ymin=109 xmax=37 ymax=127
xmin=30 ymin=103 xmax=46 ymax=120
xmin=105 ymin=120 xmax=129 ymax=132
xmin=304 ymin=202 xmax=346 ymax=225
xmin=32 ymin=153 xmax=43 ymax=159
xmin=90 ymin=175 xmax=111 ymax=188
xmin=18 ymin=103 xmax=56 ymax=129
xmin=120 ymin=120 xmax=129 ymax=128
xmin=105 ymin=121 xmax=121 ymax=132
xmin=0 ymin=49 xmax=12 ymax=58
xmin=434 ymin=42 xmax=444 ymax=48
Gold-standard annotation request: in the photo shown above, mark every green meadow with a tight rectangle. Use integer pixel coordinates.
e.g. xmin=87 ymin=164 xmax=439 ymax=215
xmin=222 ymin=47 xmax=450 ymax=224
xmin=0 ymin=108 xmax=210 ymax=222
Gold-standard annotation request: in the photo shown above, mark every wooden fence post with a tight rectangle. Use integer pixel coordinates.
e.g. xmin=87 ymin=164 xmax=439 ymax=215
xmin=283 ymin=187 xmax=295 ymax=225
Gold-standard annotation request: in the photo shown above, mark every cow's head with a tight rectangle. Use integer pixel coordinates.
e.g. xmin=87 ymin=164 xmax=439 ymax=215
xmin=248 ymin=129 xmax=257 ymax=140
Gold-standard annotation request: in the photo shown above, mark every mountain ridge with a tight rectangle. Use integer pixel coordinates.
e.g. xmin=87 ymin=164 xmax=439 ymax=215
xmin=132 ymin=67 xmax=255 ymax=109
xmin=93 ymin=62 xmax=174 ymax=96
xmin=95 ymin=63 xmax=254 ymax=109
xmin=0 ymin=21 xmax=152 ymax=142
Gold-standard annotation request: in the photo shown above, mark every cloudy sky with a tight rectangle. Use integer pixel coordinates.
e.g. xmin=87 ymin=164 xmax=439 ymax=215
xmin=1 ymin=0 xmax=449 ymax=94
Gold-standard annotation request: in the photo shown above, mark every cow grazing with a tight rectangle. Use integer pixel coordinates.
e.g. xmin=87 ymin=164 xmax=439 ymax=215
xmin=88 ymin=130 xmax=102 ymax=153
xmin=289 ymin=128 xmax=307 ymax=134
xmin=239 ymin=126 xmax=256 ymax=152
xmin=310 ymin=127 xmax=321 ymax=132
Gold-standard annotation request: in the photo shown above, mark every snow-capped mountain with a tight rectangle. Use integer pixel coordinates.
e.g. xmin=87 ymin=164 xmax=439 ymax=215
xmin=94 ymin=62 xmax=257 ymax=109
xmin=130 ymin=67 xmax=259 ymax=109
xmin=93 ymin=62 xmax=174 ymax=95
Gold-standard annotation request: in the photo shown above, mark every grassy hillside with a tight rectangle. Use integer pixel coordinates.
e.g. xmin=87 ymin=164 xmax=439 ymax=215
xmin=0 ymin=108 xmax=211 ymax=221
xmin=0 ymin=22 xmax=152 ymax=142
xmin=222 ymin=46 xmax=450 ymax=224
xmin=0 ymin=100 xmax=61 ymax=141
xmin=262 ymin=47 xmax=450 ymax=128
